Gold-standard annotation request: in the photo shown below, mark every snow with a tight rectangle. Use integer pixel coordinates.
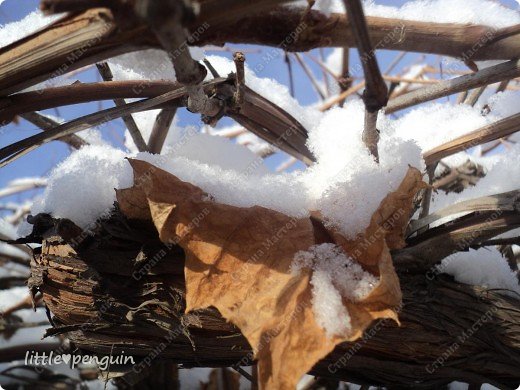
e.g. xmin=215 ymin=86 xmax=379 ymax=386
xmin=324 ymin=48 xmax=343 ymax=76
xmin=109 ymin=48 xmax=205 ymax=82
xmin=18 ymin=92 xmax=424 ymax=239
xmin=293 ymin=0 xmax=520 ymax=28
xmin=305 ymin=99 xmax=422 ymax=234
xmin=18 ymin=133 xmax=275 ymax=231
xmin=389 ymin=102 xmax=496 ymax=152
xmin=0 ymin=10 xmax=61 ymax=49
xmin=438 ymin=248 xmax=520 ymax=297
xmin=26 ymin=95 xmax=422 ymax=238
xmin=362 ymin=0 xmax=520 ymax=28
xmin=430 ymin=143 xmax=520 ymax=212
xmin=485 ymin=90 xmax=520 ymax=118
xmin=164 ymin=131 xmax=270 ymax=175
xmin=21 ymin=145 xmax=132 ymax=230
xmin=292 ymin=243 xmax=379 ymax=336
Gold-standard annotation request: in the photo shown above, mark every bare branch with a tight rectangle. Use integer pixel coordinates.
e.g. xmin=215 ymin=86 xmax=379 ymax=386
xmin=284 ymin=52 xmax=295 ymax=98
xmin=292 ymin=53 xmax=326 ymax=100
xmin=134 ymin=0 xmax=221 ymax=117
xmin=387 ymin=59 xmax=520 ymax=113
xmin=344 ymin=0 xmax=388 ymax=161
xmin=147 ymin=108 xmax=177 ymax=154
xmin=0 ymin=80 xmax=183 ymax=124
xmin=0 ymin=78 xmax=227 ymax=167
xmin=96 ymin=62 xmax=149 ymax=152
xmin=233 ymin=52 xmax=246 ymax=107
xmin=0 ymin=178 xmax=47 ymax=199
xmin=339 ymin=48 xmax=351 ymax=107
xmin=423 ymin=112 xmax=520 ymax=165
xmin=464 ymin=86 xmax=487 ymax=107
xmin=20 ymin=112 xmax=88 ymax=149
xmin=2 ymin=8 xmax=520 ymax=96
xmin=320 ymin=81 xmax=365 ymax=111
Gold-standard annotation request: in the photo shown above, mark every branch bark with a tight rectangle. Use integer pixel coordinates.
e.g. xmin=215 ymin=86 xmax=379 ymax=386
xmin=147 ymin=108 xmax=177 ymax=154
xmin=344 ymin=0 xmax=388 ymax=161
xmin=2 ymin=7 xmax=520 ymax=96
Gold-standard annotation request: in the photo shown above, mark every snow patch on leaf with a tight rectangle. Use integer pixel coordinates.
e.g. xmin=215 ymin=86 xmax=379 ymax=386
xmin=293 ymin=243 xmax=379 ymax=336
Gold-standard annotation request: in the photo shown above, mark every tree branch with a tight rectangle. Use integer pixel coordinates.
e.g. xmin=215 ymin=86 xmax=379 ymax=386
xmin=423 ymin=112 xmax=520 ymax=165
xmin=344 ymin=0 xmax=388 ymax=161
xmin=386 ymin=59 xmax=520 ymax=113
xmin=20 ymin=112 xmax=88 ymax=149
xmin=96 ymin=62 xmax=149 ymax=152
xmin=0 ymin=80 xmax=184 ymax=125
xmin=147 ymin=108 xmax=177 ymax=154
xmin=2 ymin=8 xmax=520 ymax=96
xmin=134 ymin=0 xmax=221 ymax=117
xmin=0 ymin=78 xmax=227 ymax=167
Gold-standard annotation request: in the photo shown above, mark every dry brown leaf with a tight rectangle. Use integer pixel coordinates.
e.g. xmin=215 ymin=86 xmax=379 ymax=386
xmin=116 ymin=159 xmax=424 ymax=389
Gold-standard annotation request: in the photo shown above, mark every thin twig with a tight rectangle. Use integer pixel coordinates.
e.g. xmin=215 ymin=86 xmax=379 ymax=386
xmin=96 ymin=62 xmax=148 ymax=152
xmin=384 ymin=51 xmax=406 ymax=74
xmin=20 ymin=112 xmax=88 ymax=149
xmin=344 ymin=0 xmax=388 ymax=161
xmin=418 ymin=163 xmax=437 ymax=228
xmin=147 ymin=108 xmax=177 ymax=154
xmin=464 ymin=86 xmax=487 ymax=107
xmin=284 ymin=51 xmax=295 ymax=97
xmin=319 ymin=48 xmax=331 ymax=97
xmin=276 ymin=156 xmax=298 ymax=172
xmin=233 ymin=52 xmax=246 ymax=107
xmin=339 ymin=48 xmax=350 ymax=107
xmin=0 ymin=179 xmax=47 ymax=199
xmin=320 ymin=81 xmax=365 ymax=111
xmin=203 ymin=59 xmax=220 ymax=78
xmin=292 ymin=53 xmax=326 ymax=100
xmin=232 ymin=366 xmax=253 ymax=382
xmin=305 ymin=53 xmax=340 ymax=80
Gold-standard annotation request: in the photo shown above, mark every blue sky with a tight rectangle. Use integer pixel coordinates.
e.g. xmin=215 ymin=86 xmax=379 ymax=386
xmin=0 ymin=0 xmax=517 ymax=216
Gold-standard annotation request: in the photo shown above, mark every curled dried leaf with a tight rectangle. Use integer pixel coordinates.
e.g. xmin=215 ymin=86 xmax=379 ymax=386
xmin=117 ymin=159 xmax=424 ymax=389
